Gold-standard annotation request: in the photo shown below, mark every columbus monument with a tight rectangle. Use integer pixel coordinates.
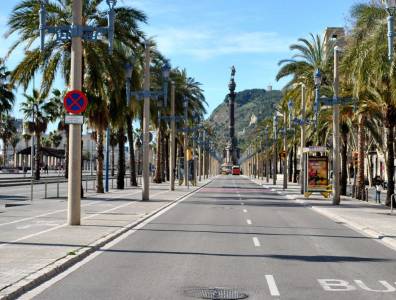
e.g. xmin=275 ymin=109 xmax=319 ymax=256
xmin=224 ymin=66 xmax=240 ymax=165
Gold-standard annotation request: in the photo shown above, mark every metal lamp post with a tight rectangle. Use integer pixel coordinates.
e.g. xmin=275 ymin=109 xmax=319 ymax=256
xmin=385 ymin=0 xmax=396 ymax=61
xmin=183 ymin=97 xmax=189 ymax=187
xmin=314 ymin=69 xmax=322 ymax=143
xmin=300 ymin=83 xmax=306 ymax=194
xmin=332 ymin=46 xmax=342 ymax=205
xmin=273 ymin=114 xmax=278 ymax=185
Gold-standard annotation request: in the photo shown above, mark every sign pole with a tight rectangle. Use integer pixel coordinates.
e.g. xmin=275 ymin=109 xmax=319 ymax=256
xmin=68 ymin=0 xmax=82 ymax=225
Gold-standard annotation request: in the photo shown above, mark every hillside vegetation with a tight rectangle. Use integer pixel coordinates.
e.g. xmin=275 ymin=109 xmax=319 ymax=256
xmin=207 ymin=89 xmax=282 ymax=154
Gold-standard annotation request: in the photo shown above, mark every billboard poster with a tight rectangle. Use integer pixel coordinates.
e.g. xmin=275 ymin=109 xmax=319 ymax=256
xmin=306 ymin=156 xmax=329 ymax=192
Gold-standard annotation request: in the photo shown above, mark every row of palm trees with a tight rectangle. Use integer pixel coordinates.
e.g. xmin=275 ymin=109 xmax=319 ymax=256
xmin=0 ymin=0 xmax=209 ymax=190
xmin=243 ymin=1 xmax=396 ymax=206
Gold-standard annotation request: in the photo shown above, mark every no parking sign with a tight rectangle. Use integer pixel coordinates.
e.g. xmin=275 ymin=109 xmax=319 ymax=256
xmin=63 ymin=90 xmax=88 ymax=114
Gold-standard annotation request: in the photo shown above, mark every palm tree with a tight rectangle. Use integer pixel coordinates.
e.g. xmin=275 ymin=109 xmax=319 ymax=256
xmin=49 ymin=130 xmax=62 ymax=148
xmin=20 ymin=89 xmax=53 ymax=180
xmin=9 ymin=133 xmax=20 ymax=168
xmin=0 ymin=58 xmax=14 ymax=114
xmin=343 ymin=2 xmax=396 ymax=205
xmin=0 ymin=114 xmax=16 ymax=166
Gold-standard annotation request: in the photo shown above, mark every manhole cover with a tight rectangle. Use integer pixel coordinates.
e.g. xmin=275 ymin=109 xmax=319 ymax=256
xmin=184 ymin=287 xmax=248 ymax=299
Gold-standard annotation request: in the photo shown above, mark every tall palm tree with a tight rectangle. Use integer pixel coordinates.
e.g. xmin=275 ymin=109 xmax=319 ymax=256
xmin=0 ymin=114 xmax=16 ymax=166
xmin=20 ymin=89 xmax=53 ymax=180
xmin=0 ymin=58 xmax=14 ymax=114
xmin=344 ymin=2 xmax=396 ymax=205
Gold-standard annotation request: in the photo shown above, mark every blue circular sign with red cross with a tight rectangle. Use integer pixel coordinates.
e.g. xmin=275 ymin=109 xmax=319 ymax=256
xmin=63 ymin=90 xmax=88 ymax=114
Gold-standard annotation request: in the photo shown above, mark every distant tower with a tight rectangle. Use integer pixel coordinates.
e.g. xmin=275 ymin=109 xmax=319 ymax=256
xmin=224 ymin=66 xmax=239 ymax=165
xmin=267 ymin=85 xmax=272 ymax=92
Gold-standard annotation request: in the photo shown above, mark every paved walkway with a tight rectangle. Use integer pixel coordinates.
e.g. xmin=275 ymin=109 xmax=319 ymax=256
xmin=0 ymin=177 xmax=214 ymax=299
xmin=247 ymin=175 xmax=396 ymax=252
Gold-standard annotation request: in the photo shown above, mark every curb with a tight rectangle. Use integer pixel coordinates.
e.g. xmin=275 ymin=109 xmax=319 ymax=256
xmin=0 ymin=178 xmax=215 ymax=300
xmin=247 ymin=177 xmax=396 ymax=253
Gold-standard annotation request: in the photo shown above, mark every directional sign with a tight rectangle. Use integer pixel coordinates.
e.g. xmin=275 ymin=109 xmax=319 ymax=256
xmin=63 ymin=90 xmax=88 ymax=114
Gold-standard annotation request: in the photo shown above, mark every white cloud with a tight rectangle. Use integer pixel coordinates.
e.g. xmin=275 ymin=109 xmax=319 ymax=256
xmin=148 ymin=27 xmax=293 ymax=60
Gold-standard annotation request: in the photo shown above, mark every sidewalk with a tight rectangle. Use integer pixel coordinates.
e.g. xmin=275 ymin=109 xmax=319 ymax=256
xmin=0 ymin=177 xmax=214 ymax=300
xmin=247 ymin=175 xmax=396 ymax=252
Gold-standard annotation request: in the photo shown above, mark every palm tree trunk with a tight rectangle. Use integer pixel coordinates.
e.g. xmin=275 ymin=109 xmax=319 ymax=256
xmin=340 ymin=126 xmax=348 ymax=196
xmin=165 ymin=135 xmax=170 ymax=181
xmin=35 ymin=132 xmax=41 ymax=180
xmin=126 ymin=115 xmax=137 ymax=186
xmin=385 ymin=125 xmax=395 ymax=206
xmin=2 ymin=141 xmax=6 ymax=167
xmin=161 ymin=135 xmax=166 ymax=182
xmin=288 ymin=146 xmax=293 ymax=182
xmin=153 ymin=127 xmax=162 ymax=183
xmin=293 ymin=143 xmax=298 ymax=183
xmin=111 ymin=145 xmax=115 ymax=177
xmin=356 ymin=115 xmax=366 ymax=200
xmin=117 ymin=126 xmax=125 ymax=189
xmin=96 ymin=130 xmax=104 ymax=193
xmin=65 ymin=129 xmax=69 ymax=178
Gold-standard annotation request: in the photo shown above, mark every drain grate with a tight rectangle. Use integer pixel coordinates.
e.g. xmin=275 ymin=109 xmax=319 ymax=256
xmin=184 ymin=287 xmax=248 ymax=299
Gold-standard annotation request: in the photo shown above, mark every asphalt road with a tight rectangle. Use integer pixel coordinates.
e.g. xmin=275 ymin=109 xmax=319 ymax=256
xmin=27 ymin=176 xmax=396 ymax=299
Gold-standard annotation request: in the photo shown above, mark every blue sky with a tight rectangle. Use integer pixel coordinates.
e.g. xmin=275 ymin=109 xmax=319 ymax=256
xmin=1 ymin=0 xmax=363 ymax=121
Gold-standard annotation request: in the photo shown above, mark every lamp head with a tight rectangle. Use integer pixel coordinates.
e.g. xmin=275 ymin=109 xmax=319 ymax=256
xmin=287 ymin=100 xmax=294 ymax=111
xmin=106 ymin=0 xmax=117 ymax=9
xmin=385 ymin=0 xmax=396 ymax=15
xmin=314 ymin=68 xmax=322 ymax=86
xmin=162 ymin=61 xmax=171 ymax=80
xmin=183 ymin=97 xmax=189 ymax=108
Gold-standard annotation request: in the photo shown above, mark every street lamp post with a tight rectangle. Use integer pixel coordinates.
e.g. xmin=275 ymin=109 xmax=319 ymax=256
xmin=183 ymin=97 xmax=189 ymax=187
xmin=273 ymin=114 xmax=278 ymax=185
xmin=314 ymin=69 xmax=322 ymax=144
xmin=283 ymin=111 xmax=288 ymax=190
xmin=332 ymin=46 xmax=342 ymax=205
xmin=385 ymin=0 xmax=396 ymax=61
xmin=170 ymin=81 xmax=176 ymax=191
xmin=300 ymin=83 xmax=306 ymax=194
xmin=142 ymin=43 xmax=151 ymax=201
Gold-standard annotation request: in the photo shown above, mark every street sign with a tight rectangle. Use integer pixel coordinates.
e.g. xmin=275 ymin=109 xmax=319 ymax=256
xmin=63 ymin=90 xmax=88 ymax=114
xmin=65 ymin=114 xmax=84 ymax=125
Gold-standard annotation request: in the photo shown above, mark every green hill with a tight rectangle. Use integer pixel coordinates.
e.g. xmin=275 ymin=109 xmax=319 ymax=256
xmin=207 ymin=89 xmax=282 ymax=154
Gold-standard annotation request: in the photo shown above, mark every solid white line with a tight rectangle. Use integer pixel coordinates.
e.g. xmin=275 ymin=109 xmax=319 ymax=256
xmin=252 ymin=237 xmax=260 ymax=247
xmin=0 ymin=190 xmax=146 ymax=248
xmin=246 ymin=219 xmax=252 ymax=225
xmin=243 ymin=209 xmax=247 ymax=213
xmin=265 ymin=275 xmax=280 ymax=296
xmin=18 ymin=182 xmax=209 ymax=300
xmin=0 ymin=190 xmax=141 ymax=227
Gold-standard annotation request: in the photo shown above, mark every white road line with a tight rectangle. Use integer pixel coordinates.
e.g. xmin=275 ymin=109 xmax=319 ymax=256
xmin=252 ymin=237 xmax=260 ymax=247
xmin=18 ymin=183 xmax=207 ymax=300
xmin=0 ymin=190 xmax=153 ymax=249
xmin=243 ymin=209 xmax=247 ymax=213
xmin=0 ymin=190 xmax=141 ymax=227
xmin=265 ymin=274 xmax=280 ymax=296
xmin=246 ymin=219 xmax=252 ymax=225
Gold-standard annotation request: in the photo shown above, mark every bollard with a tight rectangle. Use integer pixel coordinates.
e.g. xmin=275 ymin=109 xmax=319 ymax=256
xmin=93 ymin=178 xmax=96 ymax=191
xmin=391 ymin=194 xmax=395 ymax=215
xmin=57 ymin=177 xmax=60 ymax=198
xmin=85 ymin=178 xmax=88 ymax=192
xmin=365 ymin=188 xmax=369 ymax=202
xmin=44 ymin=180 xmax=48 ymax=199
xmin=30 ymin=179 xmax=34 ymax=202
xmin=111 ymin=177 xmax=114 ymax=189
